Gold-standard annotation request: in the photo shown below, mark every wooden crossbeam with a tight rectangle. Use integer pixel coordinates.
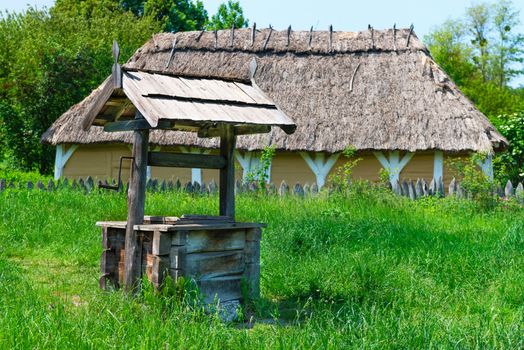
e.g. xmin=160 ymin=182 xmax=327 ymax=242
xmin=198 ymin=124 xmax=271 ymax=138
xmin=104 ymin=119 xmax=173 ymax=132
xmin=147 ymin=152 xmax=226 ymax=169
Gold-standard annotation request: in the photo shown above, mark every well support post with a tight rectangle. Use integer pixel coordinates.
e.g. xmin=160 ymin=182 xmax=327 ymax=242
xmin=219 ymin=125 xmax=236 ymax=219
xmin=124 ymin=112 xmax=149 ymax=292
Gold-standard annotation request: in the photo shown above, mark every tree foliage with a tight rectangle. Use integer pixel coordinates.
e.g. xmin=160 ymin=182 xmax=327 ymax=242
xmin=0 ymin=0 xmax=247 ymax=173
xmin=207 ymin=0 xmax=248 ymax=30
xmin=425 ymin=0 xmax=524 ymax=183
xmin=143 ymin=0 xmax=208 ymax=32
xmin=492 ymin=112 xmax=524 ymax=182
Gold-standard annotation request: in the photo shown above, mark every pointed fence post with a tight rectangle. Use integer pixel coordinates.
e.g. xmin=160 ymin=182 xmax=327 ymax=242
xmin=421 ymin=179 xmax=429 ymax=197
xmin=208 ymin=179 xmax=218 ymax=194
xmin=457 ymin=183 xmax=464 ymax=198
xmin=505 ymin=180 xmax=514 ymax=199
xmin=311 ymin=182 xmax=319 ymax=195
xmin=294 ymin=183 xmax=305 ymax=197
xmin=448 ymin=178 xmax=457 ymax=196
xmin=36 ymin=180 xmax=44 ymax=191
xmin=408 ymin=181 xmax=416 ymax=200
xmin=303 ymin=183 xmax=311 ymax=196
xmin=401 ymin=180 xmax=409 ymax=197
xmin=437 ymin=177 xmax=444 ymax=197
xmin=393 ymin=180 xmax=401 ymax=195
xmin=429 ymin=178 xmax=436 ymax=196
xmin=279 ymin=181 xmax=289 ymax=196
xmin=415 ymin=179 xmax=423 ymax=198
xmin=86 ymin=176 xmax=94 ymax=192
xmin=516 ymin=183 xmax=523 ymax=203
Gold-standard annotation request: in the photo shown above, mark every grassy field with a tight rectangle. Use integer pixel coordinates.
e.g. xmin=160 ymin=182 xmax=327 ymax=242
xmin=0 ymin=188 xmax=523 ymax=349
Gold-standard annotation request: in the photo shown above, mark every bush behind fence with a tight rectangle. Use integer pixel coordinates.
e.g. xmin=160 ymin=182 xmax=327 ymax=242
xmin=0 ymin=176 xmax=523 ymax=203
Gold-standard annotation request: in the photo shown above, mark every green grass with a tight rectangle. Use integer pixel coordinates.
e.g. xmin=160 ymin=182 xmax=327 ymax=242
xmin=0 ymin=188 xmax=523 ymax=349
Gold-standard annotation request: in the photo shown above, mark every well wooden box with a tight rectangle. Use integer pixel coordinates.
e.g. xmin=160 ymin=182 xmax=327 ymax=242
xmin=97 ymin=216 xmax=262 ymax=303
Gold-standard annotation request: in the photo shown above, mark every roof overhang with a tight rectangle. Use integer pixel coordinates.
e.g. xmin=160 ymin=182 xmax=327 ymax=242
xmin=82 ymin=70 xmax=296 ymax=137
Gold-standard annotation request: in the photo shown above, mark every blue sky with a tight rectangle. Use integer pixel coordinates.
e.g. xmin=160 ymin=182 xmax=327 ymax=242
xmin=2 ymin=0 xmax=524 ymax=38
xmin=2 ymin=0 xmax=524 ymax=84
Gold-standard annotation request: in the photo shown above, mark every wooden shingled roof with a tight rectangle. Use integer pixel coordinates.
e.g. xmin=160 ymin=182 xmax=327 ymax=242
xmin=82 ymin=64 xmax=295 ymax=137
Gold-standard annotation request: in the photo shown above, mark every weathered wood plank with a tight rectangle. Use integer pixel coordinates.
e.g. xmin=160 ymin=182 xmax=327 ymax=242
xmin=152 ymin=230 xmax=171 ymax=256
xmin=144 ymin=216 xmax=180 ymax=224
xmin=185 ymin=229 xmax=246 ymax=253
xmin=148 ymin=152 xmax=226 ymax=169
xmin=124 ymin=112 xmax=149 ymax=292
xmin=244 ymin=227 xmax=261 ymax=300
xmin=82 ymin=78 xmax=115 ymax=130
xmin=172 ymin=230 xmax=188 ymax=246
xmin=100 ymin=227 xmax=125 ymax=290
xmin=246 ymin=227 xmax=262 ymax=242
xmin=220 ymin=126 xmax=236 ymax=218
xmin=185 ymin=250 xmax=244 ymax=279
xmin=180 ymin=215 xmax=234 ymax=222
xmin=197 ymin=275 xmax=243 ymax=303
xmin=170 ymin=246 xmax=187 ymax=270
xmin=244 ymin=262 xmax=260 ymax=300
xmin=150 ymin=255 xmax=170 ymax=287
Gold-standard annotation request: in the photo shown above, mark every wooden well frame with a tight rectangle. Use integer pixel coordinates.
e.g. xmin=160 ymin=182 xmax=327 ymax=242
xmin=89 ymin=42 xmax=296 ymax=304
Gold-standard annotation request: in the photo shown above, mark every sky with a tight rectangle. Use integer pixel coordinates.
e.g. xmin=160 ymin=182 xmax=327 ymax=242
xmin=2 ymin=0 xmax=524 ymax=82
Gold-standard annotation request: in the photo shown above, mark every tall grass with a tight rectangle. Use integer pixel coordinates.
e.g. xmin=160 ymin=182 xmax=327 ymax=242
xmin=0 ymin=188 xmax=523 ymax=349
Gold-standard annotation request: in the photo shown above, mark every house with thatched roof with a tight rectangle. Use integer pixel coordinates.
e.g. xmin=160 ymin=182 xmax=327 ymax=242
xmin=41 ymin=27 xmax=507 ymax=188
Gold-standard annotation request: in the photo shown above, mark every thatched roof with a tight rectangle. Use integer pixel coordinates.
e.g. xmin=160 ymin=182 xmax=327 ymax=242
xmin=41 ymin=27 xmax=507 ymax=153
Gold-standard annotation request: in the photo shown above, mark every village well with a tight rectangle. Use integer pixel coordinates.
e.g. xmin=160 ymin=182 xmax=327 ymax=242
xmin=89 ymin=42 xmax=296 ymax=305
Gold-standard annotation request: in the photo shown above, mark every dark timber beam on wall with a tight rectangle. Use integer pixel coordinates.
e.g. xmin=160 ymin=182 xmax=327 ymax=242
xmin=197 ymin=124 xmax=271 ymax=138
xmin=147 ymin=152 xmax=226 ymax=169
xmin=219 ymin=125 xmax=236 ymax=219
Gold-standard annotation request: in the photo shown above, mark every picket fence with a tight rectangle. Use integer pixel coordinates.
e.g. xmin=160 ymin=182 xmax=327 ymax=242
xmin=0 ymin=176 xmax=523 ymax=203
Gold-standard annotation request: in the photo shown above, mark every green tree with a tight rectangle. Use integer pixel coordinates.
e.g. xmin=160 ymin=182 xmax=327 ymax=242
xmin=492 ymin=112 xmax=524 ymax=182
xmin=0 ymin=4 xmax=159 ymax=172
xmin=424 ymin=19 xmax=478 ymax=86
xmin=425 ymin=0 xmax=524 ymax=184
xmin=466 ymin=2 xmax=492 ymax=82
xmin=207 ymin=0 xmax=248 ymax=30
xmin=143 ymin=0 xmax=208 ymax=32
xmin=426 ymin=0 xmax=524 ymax=89
xmin=491 ymin=0 xmax=524 ymax=87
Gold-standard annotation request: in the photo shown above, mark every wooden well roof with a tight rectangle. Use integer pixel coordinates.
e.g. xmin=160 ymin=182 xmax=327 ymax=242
xmin=83 ymin=69 xmax=295 ymax=136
